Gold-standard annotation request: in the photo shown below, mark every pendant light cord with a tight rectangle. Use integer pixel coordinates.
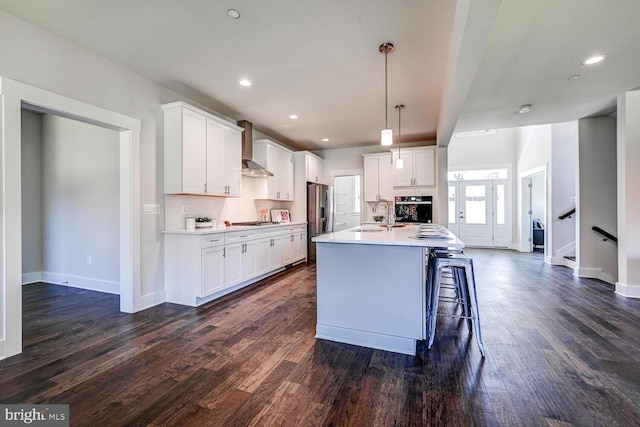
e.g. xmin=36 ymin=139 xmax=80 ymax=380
xmin=385 ymin=48 xmax=388 ymax=129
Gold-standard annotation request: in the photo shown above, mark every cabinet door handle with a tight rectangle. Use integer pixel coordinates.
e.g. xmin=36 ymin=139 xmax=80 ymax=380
xmin=223 ymin=247 xmax=226 ymax=257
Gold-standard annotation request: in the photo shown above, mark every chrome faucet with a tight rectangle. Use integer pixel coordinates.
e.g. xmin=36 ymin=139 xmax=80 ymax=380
xmin=373 ymin=198 xmax=394 ymax=230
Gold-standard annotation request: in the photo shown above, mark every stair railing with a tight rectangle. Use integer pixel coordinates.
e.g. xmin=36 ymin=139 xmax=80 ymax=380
xmin=558 ymin=208 xmax=576 ymax=220
xmin=592 ymin=226 xmax=617 ymax=243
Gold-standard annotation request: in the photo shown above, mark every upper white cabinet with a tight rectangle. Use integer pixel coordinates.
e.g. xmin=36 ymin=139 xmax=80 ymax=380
xmin=363 ymin=153 xmax=393 ymax=201
xmin=253 ymin=139 xmax=295 ymax=201
xmin=392 ymin=147 xmax=436 ymax=187
xmin=163 ymin=101 xmax=243 ymax=196
xmin=305 ymin=153 xmax=324 ymax=184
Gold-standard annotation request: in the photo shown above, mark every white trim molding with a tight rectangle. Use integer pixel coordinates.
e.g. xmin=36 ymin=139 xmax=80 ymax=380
xmin=0 ymin=77 xmax=142 ymax=359
xmin=574 ymin=267 xmax=616 ymax=286
xmin=615 ymin=282 xmax=640 ymax=298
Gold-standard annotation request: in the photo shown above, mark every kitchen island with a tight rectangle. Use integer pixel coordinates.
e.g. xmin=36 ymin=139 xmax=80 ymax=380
xmin=312 ymin=224 xmax=463 ymax=355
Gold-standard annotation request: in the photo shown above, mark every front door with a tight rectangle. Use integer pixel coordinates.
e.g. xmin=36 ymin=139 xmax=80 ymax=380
xmin=449 ymin=179 xmax=509 ymax=247
xmin=459 ymin=181 xmax=493 ymax=246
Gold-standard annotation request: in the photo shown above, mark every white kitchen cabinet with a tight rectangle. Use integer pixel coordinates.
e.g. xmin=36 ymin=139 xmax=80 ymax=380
xmin=363 ymin=153 xmax=393 ymax=201
xmin=392 ymin=147 xmax=436 ymax=187
xmin=163 ymin=101 xmax=243 ymax=196
xmin=257 ymin=227 xmax=282 ymax=275
xmin=202 ymin=245 xmax=225 ymax=296
xmin=253 ymin=139 xmax=295 ymax=201
xmin=297 ymin=229 xmax=308 ymax=261
xmin=224 ymin=230 xmax=258 ymax=288
xmin=281 ymin=224 xmax=305 ymax=265
xmin=164 ymin=233 xmax=226 ymax=306
xmin=305 ymin=152 xmax=324 ymax=184
xmin=164 ymin=224 xmax=306 ymax=307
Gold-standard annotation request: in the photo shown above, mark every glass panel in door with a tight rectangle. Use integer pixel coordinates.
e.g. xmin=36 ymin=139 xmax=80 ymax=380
xmin=459 ymin=181 xmax=493 ymax=246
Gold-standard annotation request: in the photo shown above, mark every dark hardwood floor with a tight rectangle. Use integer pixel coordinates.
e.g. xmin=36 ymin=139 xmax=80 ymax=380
xmin=2 ymin=249 xmax=640 ymax=426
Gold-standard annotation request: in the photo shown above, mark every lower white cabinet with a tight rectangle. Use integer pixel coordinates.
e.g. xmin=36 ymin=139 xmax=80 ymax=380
xmin=282 ymin=225 xmax=307 ymax=265
xmin=202 ymin=245 xmax=225 ymax=296
xmin=258 ymin=235 xmax=282 ymax=275
xmin=224 ymin=231 xmax=258 ymax=288
xmin=165 ymin=224 xmax=306 ymax=307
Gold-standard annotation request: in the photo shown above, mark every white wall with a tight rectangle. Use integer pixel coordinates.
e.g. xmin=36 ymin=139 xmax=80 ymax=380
xmin=577 ymin=116 xmax=617 ymax=283
xmin=549 ymin=121 xmax=578 ymax=260
xmin=616 ymin=90 xmax=640 ymax=297
xmin=449 ymin=128 xmax=517 ymax=168
xmin=21 ymin=110 xmax=44 ymax=279
xmin=42 ymin=114 xmax=120 ymax=289
xmin=517 ymin=125 xmax=552 ymax=173
xmin=516 ymin=125 xmax=552 ymax=249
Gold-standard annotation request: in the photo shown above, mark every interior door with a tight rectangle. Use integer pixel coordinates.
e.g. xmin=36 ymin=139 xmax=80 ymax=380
xmin=458 ymin=180 xmax=493 ymax=246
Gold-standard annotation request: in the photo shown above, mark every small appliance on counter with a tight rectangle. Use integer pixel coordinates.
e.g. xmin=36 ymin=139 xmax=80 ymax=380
xmin=394 ymin=196 xmax=433 ymax=223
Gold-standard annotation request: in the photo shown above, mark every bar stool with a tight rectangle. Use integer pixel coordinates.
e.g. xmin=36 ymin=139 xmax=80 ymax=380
xmin=426 ymin=250 xmax=485 ymax=357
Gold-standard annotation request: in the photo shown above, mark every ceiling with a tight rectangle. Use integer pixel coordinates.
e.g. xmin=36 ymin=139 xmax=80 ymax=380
xmin=1 ymin=0 xmax=640 ymax=150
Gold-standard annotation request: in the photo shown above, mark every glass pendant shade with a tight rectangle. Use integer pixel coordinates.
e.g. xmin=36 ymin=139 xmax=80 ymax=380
xmin=381 ymin=128 xmax=393 ymax=146
xmin=396 ymin=157 xmax=404 ymax=169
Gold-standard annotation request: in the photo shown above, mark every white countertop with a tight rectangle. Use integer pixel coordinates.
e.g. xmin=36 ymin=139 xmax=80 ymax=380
xmin=312 ymin=224 xmax=464 ymax=248
xmin=163 ymin=221 xmax=307 ymax=235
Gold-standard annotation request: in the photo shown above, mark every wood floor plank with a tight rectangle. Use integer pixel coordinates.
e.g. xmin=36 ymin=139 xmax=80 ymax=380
xmin=2 ymin=251 xmax=640 ymax=426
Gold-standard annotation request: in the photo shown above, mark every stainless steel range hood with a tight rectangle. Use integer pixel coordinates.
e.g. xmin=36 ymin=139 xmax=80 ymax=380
xmin=237 ymin=120 xmax=273 ymax=177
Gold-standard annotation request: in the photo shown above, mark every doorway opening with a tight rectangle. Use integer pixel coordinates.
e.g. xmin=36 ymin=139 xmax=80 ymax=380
xmin=520 ymin=168 xmax=547 ymax=254
xmin=0 ymin=77 xmax=141 ymax=359
xmin=21 ymin=110 xmax=120 ymax=294
xmin=330 ymin=170 xmax=363 ymax=232
xmin=448 ymin=168 xmax=511 ymax=247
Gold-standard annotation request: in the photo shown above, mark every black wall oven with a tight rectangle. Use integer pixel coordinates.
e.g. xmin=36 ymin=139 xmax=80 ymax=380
xmin=394 ymin=196 xmax=433 ymax=223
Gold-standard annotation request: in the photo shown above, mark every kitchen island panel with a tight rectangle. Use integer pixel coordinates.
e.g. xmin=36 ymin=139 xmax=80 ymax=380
xmin=316 ymin=242 xmax=426 ymax=355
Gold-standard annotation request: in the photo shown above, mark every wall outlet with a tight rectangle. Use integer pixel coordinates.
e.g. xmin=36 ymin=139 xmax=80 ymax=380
xmin=181 ymin=205 xmax=188 ymax=214
xmin=210 ymin=205 xmax=216 ymax=214
xmin=87 ymin=256 xmax=92 ymax=265
xmin=143 ymin=204 xmax=160 ymax=215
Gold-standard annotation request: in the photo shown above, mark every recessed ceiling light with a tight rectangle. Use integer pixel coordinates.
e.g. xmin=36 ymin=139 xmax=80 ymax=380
xmin=322 ymin=138 xmax=329 ymax=142
xmin=227 ymin=9 xmax=241 ymax=19
xmin=289 ymin=114 xmax=298 ymax=120
xmin=517 ymin=104 xmax=532 ymax=114
xmin=567 ymin=74 xmax=580 ymax=81
xmin=239 ymin=79 xmax=253 ymax=87
xmin=581 ymin=54 xmax=607 ymax=65
xmin=336 ymin=120 xmax=342 ymax=124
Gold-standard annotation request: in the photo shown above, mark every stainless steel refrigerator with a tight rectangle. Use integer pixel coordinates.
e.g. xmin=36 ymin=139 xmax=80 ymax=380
xmin=307 ymin=182 xmax=333 ymax=262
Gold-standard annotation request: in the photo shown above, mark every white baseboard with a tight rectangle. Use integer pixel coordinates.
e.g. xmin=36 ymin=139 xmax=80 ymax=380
xmin=316 ymin=324 xmax=416 ymax=356
xmin=615 ymin=282 xmax=640 ymax=298
xmin=0 ymin=340 xmax=5 ymax=361
xmin=574 ymin=267 xmax=616 ymax=285
xmin=139 ymin=290 xmax=166 ymax=310
xmin=22 ymin=272 xmax=43 ymax=284
xmin=41 ymin=272 xmax=120 ymax=294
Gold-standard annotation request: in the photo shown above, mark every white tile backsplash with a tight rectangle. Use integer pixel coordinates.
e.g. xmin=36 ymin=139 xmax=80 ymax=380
xmin=164 ymin=176 xmax=294 ymax=230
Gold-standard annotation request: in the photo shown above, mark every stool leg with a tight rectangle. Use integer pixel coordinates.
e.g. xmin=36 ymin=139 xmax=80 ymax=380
xmin=427 ymin=263 xmax=443 ymax=349
xmin=464 ymin=261 xmax=485 ymax=357
xmin=453 ymin=266 xmax=472 ymax=331
xmin=426 ymin=255 xmax=435 ymax=339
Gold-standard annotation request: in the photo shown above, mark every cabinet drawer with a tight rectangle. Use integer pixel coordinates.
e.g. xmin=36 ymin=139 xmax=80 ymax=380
xmin=225 ymin=230 xmax=258 ymax=244
xmin=280 ymin=225 xmax=299 ymax=235
xmin=258 ymin=227 xmax=282 ymax=238
xmin=202 ymin=234 xmax=225 ymax=248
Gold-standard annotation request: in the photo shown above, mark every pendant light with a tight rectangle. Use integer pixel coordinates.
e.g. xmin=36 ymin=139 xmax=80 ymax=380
xmin=379 ymin=42 xmax=394 ymax=146
xmin=395 ymin=104 xmax=405 ymax=169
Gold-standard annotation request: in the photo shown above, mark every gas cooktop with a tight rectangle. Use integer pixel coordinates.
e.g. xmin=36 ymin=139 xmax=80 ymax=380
xmin=232 ymin=221 xmax=280 ymax=226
